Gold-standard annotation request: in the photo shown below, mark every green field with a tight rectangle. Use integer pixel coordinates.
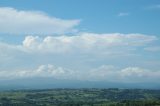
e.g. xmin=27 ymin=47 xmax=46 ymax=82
xmin=0 ymin=88 xmax=160 ymax=106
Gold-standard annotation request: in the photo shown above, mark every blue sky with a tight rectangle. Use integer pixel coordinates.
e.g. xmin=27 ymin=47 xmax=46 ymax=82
xmin=1 ymin=0 xmax=160 ymax=35
xmin=0 ymin=0 xmax=160 ymax=88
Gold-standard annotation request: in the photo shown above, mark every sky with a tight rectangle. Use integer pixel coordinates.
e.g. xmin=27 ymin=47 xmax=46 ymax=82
xmin=0 ymin=0 xmax=160 ymax=88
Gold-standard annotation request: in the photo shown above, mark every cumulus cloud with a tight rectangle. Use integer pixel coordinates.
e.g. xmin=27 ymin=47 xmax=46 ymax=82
xmin=0 ymin=7 xmax=80 ymax=34
xmin=22 ymin=33 xmax=157 ymax=54
xmin=87 ymin=65 xmax=160 ymax=83
xmin=0 ymin=64 xmax=77 ymax=80
xmin=0 ymin=33 xmax=159 ymax=83
xmin=0 ymin=64 xmax=160 ymax=83
xmin=0 ymin=33 xmax=157 ymax=65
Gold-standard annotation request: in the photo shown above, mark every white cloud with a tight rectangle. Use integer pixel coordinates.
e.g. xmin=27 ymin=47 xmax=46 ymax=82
xmin=87 ymin=65 xmax=160 ymax=83
xmin=118 ymin=12 xmax=129 ymax=17
xmin=0 ymin=7 xmax=80 ymax=34
xmin=22 ymin=33 xmax=157 ymax=55
xmin=0 ymin=33 xmax=157 ymax=65
xmin=0 ymin=42 xmax=22 ymax=62
xmin=0 ymin=64 xmax=160 ymax=83
xmin=0 ymin=33 xmax=159 ymax=83
xmin=0 ymin=64 xmax=77 ymax=80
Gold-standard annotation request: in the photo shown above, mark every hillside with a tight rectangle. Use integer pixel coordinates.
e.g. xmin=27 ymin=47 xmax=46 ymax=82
xmin=0 ymin=88 xmax=160 ymax=106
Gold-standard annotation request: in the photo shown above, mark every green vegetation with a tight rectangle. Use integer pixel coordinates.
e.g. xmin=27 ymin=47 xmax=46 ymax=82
xmin=0 ymin=88 xmax=160 ymax=106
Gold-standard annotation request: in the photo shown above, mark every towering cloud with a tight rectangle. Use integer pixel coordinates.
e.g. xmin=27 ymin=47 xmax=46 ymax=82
xmin=22 ymin=33 xmax=157 ymax=54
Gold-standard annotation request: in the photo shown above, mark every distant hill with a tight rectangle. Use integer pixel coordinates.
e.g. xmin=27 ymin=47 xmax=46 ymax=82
xmin=0 ymin=78 xmax=160 ymax=90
